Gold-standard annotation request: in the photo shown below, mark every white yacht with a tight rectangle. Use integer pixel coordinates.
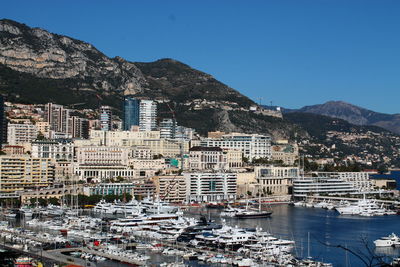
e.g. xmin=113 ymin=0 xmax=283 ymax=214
xmin=93 ymin=200 xmax=116 ymax=214
xmin=374 ymin=233 xmax=400 ymax=247
xmin=336 ymin=198 xmax=388 ymax=216
xmin=220 ymin=205 xmax=245 ymax=217
xmin=141 ymin=197 xmax=179 ymax=214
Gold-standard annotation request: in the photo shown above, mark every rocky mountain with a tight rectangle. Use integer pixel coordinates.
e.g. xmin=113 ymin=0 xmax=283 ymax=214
xmin=289 ymin=101 xmax=400 ymax=135
xmin=1 ymin=18 xmax=400 ymax=167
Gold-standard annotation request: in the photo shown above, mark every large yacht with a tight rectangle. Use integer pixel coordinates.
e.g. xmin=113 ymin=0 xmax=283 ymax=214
xmin=374 ymin=233 xmax=400 ymax=247
xmin=335 ymin=198 xmax=388 ymax=216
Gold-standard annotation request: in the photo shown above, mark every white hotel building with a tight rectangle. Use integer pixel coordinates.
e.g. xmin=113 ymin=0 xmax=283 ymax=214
xmin=292 ymin=177 xmax=357 ymax=198
xmin=312 ymin=171 xmax=374 ymax=192
xmin=7 ymin=123 xmax=38 ymax=145
xmin=184 ymin=172 xmax=237 ymax=202
xmin=200 ymin=133 xmax=271 ymax=161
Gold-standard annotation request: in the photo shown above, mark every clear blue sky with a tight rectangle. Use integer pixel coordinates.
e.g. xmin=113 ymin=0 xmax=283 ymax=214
xmin=2 ymin=1 xmax=400 ymax=113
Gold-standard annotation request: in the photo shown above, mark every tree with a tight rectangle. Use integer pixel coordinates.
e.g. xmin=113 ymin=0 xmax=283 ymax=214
xmin=116 ymin=176 xmax=125 ymax=182
xmin=47 ymin=197 xmax=59 ymax=205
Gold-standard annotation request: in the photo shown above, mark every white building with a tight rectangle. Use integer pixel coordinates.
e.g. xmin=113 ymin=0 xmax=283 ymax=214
xmin=184 ymin=172 xmax=237 ymax=202
xmin=255 ymin=166 xmax=300 ymax=195
xmin=292 ymin=177 xmax=357 ymax=198
xmin=88 ymin=130 xmax=189 ymax=158
xmin=7 ymin=123 xmax=38 ymax=145
xmin=74 ymin=165 xmax=137 ymax=183
xmin=312 ymin=172 xmax=374 ymax=192
xmin=139 ymin=100 xmax=157 ymax=131
xmin=100 ymin=106 xmax=112 ymax=131
xmin=200 ymin=132 xmax=271 ymax=161
xmin=76 ymin=146 xmax=132 ymax=166
xmin=31 ymin=140 xmax=74 ymax=161
xmin=189 ymin=146 xmax=227 ymax=171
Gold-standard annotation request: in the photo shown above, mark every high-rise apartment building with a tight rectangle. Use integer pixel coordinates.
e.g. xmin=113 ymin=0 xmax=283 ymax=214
xmin=100 ymin=106 xmax=112 ymax=131
xmin=45 ymin=103 xmax=70 ymax=134
xmin=139 ymin=100 xmax=157 ymax=131
xmin=68 ymin=116 xmax=89 ymax=139
xmin=123 ymin=97 xmax=140 ymax=131
xmin=7 ymin=123 xmax=38 ymax=145
xmin=0 ymin=96 xmax=7 ymax=145
xmin=159 ymin=118 xmax=177 ymax=139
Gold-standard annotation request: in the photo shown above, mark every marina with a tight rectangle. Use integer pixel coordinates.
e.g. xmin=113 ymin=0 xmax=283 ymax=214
xmin=0 ymin=199 xmax=399 ymax=266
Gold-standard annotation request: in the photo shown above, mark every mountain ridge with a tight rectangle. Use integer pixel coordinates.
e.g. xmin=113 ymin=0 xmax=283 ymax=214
xmin=1 ymin=18 xmax=400 ymax=167
xmin=286 ymin=101 xmax=400 ymax=135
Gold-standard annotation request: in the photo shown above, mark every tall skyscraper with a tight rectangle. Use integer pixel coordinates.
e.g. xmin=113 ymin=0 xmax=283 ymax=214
xmin=0 ymin=95 xmax=6 ymax=146
xmin=100 ymin=106 xmax=112 ymax=131
xmin=139 ymin=100 xmax=157 ymax=131
xmin=123 ymin=97 xmax=140 ymax=131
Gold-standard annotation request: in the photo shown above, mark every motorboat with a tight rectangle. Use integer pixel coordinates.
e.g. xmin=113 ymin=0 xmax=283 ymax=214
xmin=374 ymin=233 xmax=400 ymax=247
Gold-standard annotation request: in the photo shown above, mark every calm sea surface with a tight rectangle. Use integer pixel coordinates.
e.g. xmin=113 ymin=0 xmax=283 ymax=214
xmin=187 ymin=205 xmax=400 ymax=267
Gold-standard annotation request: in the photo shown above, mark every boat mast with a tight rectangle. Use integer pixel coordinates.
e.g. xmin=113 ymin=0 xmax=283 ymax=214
xmin=307 ymin=232 xmax=311 ymax=259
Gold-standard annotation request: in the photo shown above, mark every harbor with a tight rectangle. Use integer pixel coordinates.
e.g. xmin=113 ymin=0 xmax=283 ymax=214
xmin=0 ymin=197 xmax=399 ymax=266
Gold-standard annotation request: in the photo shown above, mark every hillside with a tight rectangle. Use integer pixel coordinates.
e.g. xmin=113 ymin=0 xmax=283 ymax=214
xmin=284 ymin=112 xmax=400 ymax=167
xmin=289 ymin=101 xmax=400 ymax=135
xmin=1 ymin=18 xmax=400 ymax=167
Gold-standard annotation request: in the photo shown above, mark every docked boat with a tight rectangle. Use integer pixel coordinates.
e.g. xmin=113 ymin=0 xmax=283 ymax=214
xmin=336 ymin=198 xmax=389 ymax=216
xmin=235 ymin=209 xmax=272 ymax=219
xmin=234 ymin=200 xmax=272 ymax=219
xmin=374 ymin=233 xmax=400 ymax=247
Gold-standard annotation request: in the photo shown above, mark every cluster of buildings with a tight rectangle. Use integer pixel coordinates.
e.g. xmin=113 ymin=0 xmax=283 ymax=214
xmin=0 ymin=95 xmax=396 ymax=204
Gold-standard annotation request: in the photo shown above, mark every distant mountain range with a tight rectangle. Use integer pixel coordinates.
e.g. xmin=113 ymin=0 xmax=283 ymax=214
xmin=285 ymin=101 xmax=400 ymax=135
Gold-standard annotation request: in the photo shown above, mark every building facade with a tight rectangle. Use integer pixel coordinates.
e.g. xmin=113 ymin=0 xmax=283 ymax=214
xmin=184 ymin=172 xmax=237 ymax=202
xmin=123 ymin=97 xmax=140 ymax=131
xmin=189 ymin=146 xmax=227 ymax=171
xmin=45 ymin=103 xmax=70 ymax=134
xmin=7 ymin=123 xmax=38 ymax=145
xmin=152 ymin=175 xmax=186 ymax=203
xmin=0 ymin=156 xmax=55 ymax=193
xmin=255 ymin=166 xmax=300 ymax=195
xmin=31 ymin=139 xmax=74 ymax=161
xmin=271 ymin=143 xmax=299 ymax=166
xmin=76 ymin=146 xmax=132 ymax=166
xmin=139 ymin=100 xmax=157 ymax=131
xmin=313 ymin=172 xmax=374 ymax=192
xmin=292 ymin=177 xmax=357 ymax=198
xmin=200 ymin=133 xmax=271 ymax=160
xmin=100 ymin=106 xmax=112 ymax=131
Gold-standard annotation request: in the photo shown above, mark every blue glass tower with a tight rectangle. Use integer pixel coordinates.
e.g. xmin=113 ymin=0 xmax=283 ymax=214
xmin=123 ymin=97 xmax=140 ymax=130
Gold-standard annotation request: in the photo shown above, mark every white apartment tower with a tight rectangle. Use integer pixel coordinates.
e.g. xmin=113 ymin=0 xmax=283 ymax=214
xmin=100 ymin=106 xmax=112 ymax=131
xmin=139 ymin=100 xmax=157 ymax=131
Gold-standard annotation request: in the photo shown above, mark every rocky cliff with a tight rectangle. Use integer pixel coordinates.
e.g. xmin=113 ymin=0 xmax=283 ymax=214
xmin=0 ymin=19 xmax=145 ymax=96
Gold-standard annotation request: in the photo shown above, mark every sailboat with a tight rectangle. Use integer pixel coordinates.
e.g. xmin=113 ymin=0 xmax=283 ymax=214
xmin=234 ymin=193 xmax=272 ymax=219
